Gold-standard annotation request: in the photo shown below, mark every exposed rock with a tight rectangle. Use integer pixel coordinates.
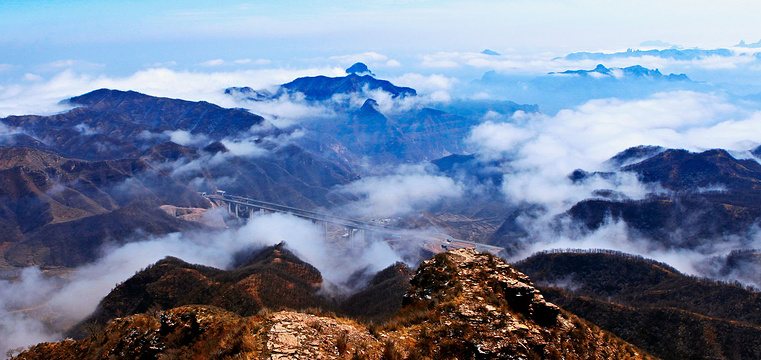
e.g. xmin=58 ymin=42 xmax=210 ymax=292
xmin=16 ymin=249 xmax=655 ymax=360
xmin=384 ymin=249 xmax=629 ymax=359
xmin=266 ymin=311 xmax=382 ymax=359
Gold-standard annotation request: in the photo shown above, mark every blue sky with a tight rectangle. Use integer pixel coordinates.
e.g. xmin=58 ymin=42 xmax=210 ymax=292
xmin=2 ymin=0 xmax=761 ymax=116
xmin=3 ymin=0 xmax=761 ymax=75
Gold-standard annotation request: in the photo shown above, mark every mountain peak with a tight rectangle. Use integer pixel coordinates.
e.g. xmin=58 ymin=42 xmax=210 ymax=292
xmin=351 ymin=98 xmax=388 ymax=130
xmin=202 ymin=141 xmax=229 ymax=155
xmin=553 ymin=64 xmax=689 ymax=81
xmin=24 ymin=249 xmax=655 ymax=359
xmin=360 ymin=98 xmax=380 ymax=111
xmin=64 ymin=88 xmax=144 ymax=107
xmin=345 ymin=62 xmax=374 ymax=76
xmin=736 ymin=39 xmax=761 ymax=48
xmin=279 ymin=74 xmax=416 ymax=101
xmin=481 ymin=49 xmax=501 ymax=56
xmin=408 ymin=249 xmax=560 ymax=326
xmin=593 ymin=63 xmax=610 ymax=73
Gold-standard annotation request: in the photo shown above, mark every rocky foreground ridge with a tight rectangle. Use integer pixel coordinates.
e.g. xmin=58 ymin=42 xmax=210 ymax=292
xmin=15 ymin=249 xmax=654 ymax=359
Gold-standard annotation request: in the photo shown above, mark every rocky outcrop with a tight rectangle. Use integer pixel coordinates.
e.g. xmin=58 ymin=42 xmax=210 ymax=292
xmin=385 ymin=249 xmax=650 ymax=359
xmin=16 ymin=249 xmax=655 ymax=359
xmin=265 ymin=311 xmax=383 ymax=359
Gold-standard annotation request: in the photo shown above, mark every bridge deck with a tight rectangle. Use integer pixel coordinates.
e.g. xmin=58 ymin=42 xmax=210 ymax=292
xmin=205 ymin=194 xmax=506 ymax=255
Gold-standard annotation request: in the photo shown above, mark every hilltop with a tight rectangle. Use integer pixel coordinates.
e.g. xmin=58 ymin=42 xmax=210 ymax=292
xmin=14 ymin=249 xmax=654 ymax=359
xmin=516 ymin=250 xmax=761 ymax=360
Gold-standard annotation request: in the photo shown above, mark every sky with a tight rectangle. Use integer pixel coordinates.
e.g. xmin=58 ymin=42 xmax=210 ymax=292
xmin=2 ymin=0 xmax=761 ymax=82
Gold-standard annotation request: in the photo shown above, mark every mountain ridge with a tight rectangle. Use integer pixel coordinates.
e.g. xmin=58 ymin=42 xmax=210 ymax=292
xmin=15 ymin=249 xmax=657 ymax=360
xmin=515 ymin=250 xmax=761 ymax=360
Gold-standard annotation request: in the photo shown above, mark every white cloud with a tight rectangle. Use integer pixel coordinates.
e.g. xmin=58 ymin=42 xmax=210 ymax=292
xmin=240 ymin=93 xmax=339 ymax=128
xmin=23 ymin=73 xmax=43 ymax=82
xmin=73 ymin=123 xmax=98 ymax=135
xmin=420 ymin=52 xmax=464 ymax=69
xmin=163 ymin=129 xmax=210 ymax=147
xmin=335 ymin=165 xmax=464 ymax=218
xmin=151 ymin=61 xmax=178 ymax=68
xmin=0 ymin=66 xmax=343 ymax=118
xmin=388 ymin=73 xmax=457 ymax=93
xmin=468 ymin=121 xmax=533 ymax=155
xmin=329 ymin=52 xmax=388 ymax=65
xmin=233 ymin=79 xmax=454 ymax=129
xmin=219 ymin=138 xmax=268 ymax=157
xmin=46 ymin=60 xmax=79 ymax=68
xmin=326 ymin=52 xmax=402 ymax=70
xmin=200 ymin=58 xmax=226 ymax=67
xmin=468 ymin=91 xmax=761 ymax=211
xmin=511 ymin=220 xmax=709 ymax=276
xmin=418 ymin=50 xmax=761 ymax=76
xmin=39 ymin=60 xmax=106 ymax=73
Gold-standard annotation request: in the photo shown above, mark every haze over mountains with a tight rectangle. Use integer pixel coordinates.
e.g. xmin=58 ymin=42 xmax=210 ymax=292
xmin=2 ymin=39 xmax=761 ymax=359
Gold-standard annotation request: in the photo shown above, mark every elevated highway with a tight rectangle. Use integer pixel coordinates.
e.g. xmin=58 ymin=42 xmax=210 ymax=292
xmin=203 ymin=193 xmax=506 ymax=256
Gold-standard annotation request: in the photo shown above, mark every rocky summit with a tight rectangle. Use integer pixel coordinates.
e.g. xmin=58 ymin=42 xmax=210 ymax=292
xmin=15 ymin=249 xmax=654 ymax=360
xmin=384 ymin=249 xmax=653 ymax=359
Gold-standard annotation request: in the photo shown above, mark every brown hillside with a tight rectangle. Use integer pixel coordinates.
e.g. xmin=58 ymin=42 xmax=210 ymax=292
xmin=22 ymin=249 xmax=656 ymax=360
xmin=0 ymin=146 xmax=207 ymax=269
xmin=6 ymin=202 xmax=202 ymax=268
xmin=516 ymin=250 xmax=761 ymax=360
xmin=69 ymin=243 xmax=325 ymax=339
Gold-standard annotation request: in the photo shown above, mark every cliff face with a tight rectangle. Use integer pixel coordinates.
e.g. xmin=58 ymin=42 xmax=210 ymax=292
xmin=15 ymin=249 xmax=655 ymax=360
xmin=382 ymin=249 xmax=653 ymax=359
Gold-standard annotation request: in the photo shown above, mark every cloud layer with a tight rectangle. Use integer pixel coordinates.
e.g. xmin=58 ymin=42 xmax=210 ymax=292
xmin=464 ymin=91 xmax=761 ymax=285
xmin=335 ymin=165 xmax=465 ymax=218
xmin=0 ymin=67 xmax=347 ymax=117
xmin=469 ymin=90 xmax=761 ymax=208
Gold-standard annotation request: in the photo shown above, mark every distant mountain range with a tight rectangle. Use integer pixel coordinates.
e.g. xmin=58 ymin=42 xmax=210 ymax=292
xmin=736 ymin=39 xmax=761 ymax=48
xmin=227 ymin=63 xmax=536 ymax=163
xmin=226 ymin=62 xmax=415 ymax=102
xmin=484 ymin=146 xmax=761 ymax=255
xmin=559 ymin=48 xmax=735 ymax=61
xmin=474 ymin=64 xmax=708 ymax=114
xmin=3 ymin=88 xmax=271 ymax=161
xmin=0 ymin=89 xmax=359 ymax=269
xmin=551 ymin=64 xmax=690 ymax=81
xmin=517 ymin=250 xmax=761 ymax=360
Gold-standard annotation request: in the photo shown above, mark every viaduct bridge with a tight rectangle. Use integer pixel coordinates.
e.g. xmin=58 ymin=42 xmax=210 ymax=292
xmin=203 ymin=192 xmax=506 ymax=256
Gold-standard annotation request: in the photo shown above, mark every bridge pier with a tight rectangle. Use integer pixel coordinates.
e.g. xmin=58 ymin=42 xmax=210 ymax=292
xmin=347 ymin=227 xmax=365 ymax=247
xmin=203 ymin=193 xmax=507 ymax=256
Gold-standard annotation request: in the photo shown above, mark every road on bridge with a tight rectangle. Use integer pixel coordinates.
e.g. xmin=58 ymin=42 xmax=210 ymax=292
xmin=204 ymin=193 xmax=506 ymax=256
